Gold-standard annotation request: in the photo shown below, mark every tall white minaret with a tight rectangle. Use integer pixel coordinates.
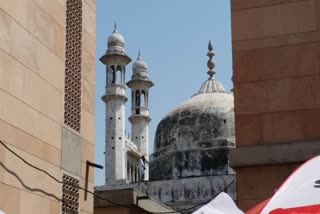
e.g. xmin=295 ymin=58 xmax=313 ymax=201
xmin=100 ymin=24 xmax=131 ymax=184
xmin=127 ymin=51 xmax=153 ymax=180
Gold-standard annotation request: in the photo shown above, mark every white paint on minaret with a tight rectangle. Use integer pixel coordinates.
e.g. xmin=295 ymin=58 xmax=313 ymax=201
xmin=100 ymin=25 xmax=131 ymax=184
xmin=127 ymin=52 xmax=154 ymax=180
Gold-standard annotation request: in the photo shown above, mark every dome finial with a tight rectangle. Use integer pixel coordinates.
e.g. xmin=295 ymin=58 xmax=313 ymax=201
xmin=137 ymin=49 xmax=141 ymax=60
xmin=207 ymin=40 xmax=216 ymax=78
xmin=113 ymin=22 xmax=118 ymax=33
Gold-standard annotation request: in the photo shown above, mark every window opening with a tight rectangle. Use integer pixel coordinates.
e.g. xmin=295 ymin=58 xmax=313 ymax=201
xmin=141 ymin=90 xmax=146 ymax=107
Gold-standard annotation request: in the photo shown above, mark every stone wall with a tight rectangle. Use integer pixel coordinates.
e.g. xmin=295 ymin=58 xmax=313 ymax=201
xmin=0 ymin=0 xmax=96 ymax=213
xmin=230 ymin=0 xmax=320 ymax=210
xmin=96 ymin=174 xmax=236 ymax=212
xmin=150 ymin=146 xmax=231 ymax=180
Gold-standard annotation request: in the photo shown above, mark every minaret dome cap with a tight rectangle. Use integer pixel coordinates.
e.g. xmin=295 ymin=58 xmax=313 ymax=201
xmin=107 ymin=23 xmax=125 ymax=48
xmin=132 ymin=50 xmax=148 ymax=72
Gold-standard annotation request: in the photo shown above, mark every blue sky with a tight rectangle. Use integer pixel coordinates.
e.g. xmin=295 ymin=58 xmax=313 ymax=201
xmin=94 ymin=0 xmax=233 ymax=185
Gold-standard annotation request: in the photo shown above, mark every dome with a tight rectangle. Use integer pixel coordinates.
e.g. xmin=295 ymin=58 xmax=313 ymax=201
xmin=132 ymin=54 xmax=148 ymax=75
xmin=132 ymin=57 xmax=148 ymax=71
xmin=107 ymin=31 xmax=124 ymax=47
xmin=126 ymin=53 xmax=154 ymax=88
xmin=152 ymin=40 xmax=234 ymax=153
xmin=149 ymin=91 xmax=235 ymax=180
xmin=153 ymin=92 xmax=234 ymax=152
xmin=149 ymin=40 xmax=235 ymax=181
xmin=131 ymin=53 xmax=149 ymax=80
xmin=102 ymin=25 xmax=131 ymax=62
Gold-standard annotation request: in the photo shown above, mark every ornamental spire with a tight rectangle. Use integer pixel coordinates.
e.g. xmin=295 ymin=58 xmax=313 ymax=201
xmin=137 ymin=49 xmax=141 ymax=60
xmin=207 ymin=40 xmax=216 ymax=78
xmin=113 ymin=22 xmax=118 ymax=33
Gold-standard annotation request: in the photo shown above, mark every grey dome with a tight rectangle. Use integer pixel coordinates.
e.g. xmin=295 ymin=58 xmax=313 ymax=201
xmin=154 ymin=92 xmax=234 ymax=153
xmin=149 ymin=40 xmax=235 ymax=181
xmin=133 ymin=57 xmax=148 ymax=71
xmin=130 ymin=54 xmax=150 ymax=80
xmin=103 ymin=27 xmax=130 ymax=61
xmin=150 ymin=91 xmax=235 ymax=180
xmin=107 ymin=31 xmax=124 ymax=47
xmin=132 ymin=56 xmax=148 ymax=75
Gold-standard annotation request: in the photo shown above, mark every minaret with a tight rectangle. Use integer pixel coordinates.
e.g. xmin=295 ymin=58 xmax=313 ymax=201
xmin=100 ymin=24 xmax=131 ymax=184
xmin=127 ymin=51 xmax=154 ymax=180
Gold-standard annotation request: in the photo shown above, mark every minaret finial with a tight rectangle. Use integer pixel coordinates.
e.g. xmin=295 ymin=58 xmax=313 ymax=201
xmin=207 ymin=40 xmax=216 ymax=78
xmin=138 ymin=49 xmax=141 ymax=59
xmin=113 ymin=22 xmax=118 ymax=33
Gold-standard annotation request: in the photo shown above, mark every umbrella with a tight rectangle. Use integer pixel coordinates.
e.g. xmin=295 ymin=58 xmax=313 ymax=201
xmin=192 ymin=192 xmax=244 ymax=214
xmin=247 ymin=155 xmax=320 ymax=214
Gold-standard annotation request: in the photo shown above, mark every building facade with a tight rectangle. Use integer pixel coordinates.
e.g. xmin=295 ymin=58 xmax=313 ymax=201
xmin=0 ymin=0 xmax=96 ymax=213
xmin=96 ymin=37 xmax=236 ymax=213
xmin=230 ymin=0 xmax=320 ymax=210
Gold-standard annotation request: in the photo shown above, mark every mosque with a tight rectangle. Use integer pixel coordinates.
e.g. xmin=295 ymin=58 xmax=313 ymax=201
xmin=0 ymin=1 xmax=317 ymax=213
xmin=94 ymin=2 xmax=320 ymax=211
xmin=95 ymin=25 xmax=236 ymax=213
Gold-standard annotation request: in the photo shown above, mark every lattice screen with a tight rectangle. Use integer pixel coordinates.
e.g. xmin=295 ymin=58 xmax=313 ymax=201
xmin=62 ymin=174 xmax=80 ymax=214
xmin=64 ymin=0 xmax=82 ymax=132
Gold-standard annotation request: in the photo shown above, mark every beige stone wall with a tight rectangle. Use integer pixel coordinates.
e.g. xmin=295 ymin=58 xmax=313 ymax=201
xmin=0 ymin=0 xmax=96 ymax=213
xmin=231 ymin=0 xmax=320 ymax=210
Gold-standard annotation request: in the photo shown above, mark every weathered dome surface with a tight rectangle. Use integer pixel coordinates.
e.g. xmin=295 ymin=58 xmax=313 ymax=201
xmin=132 ymin=56 xmax=149 ymax=80
xmin=126 ymin=53 xmax=153 ymax=89
xmin=103 ymin=27 xmax=130 ymax=60
xmin=133 ymin=57 xmax=148 ymax=71
xmin=149 ymin=40 xmax=235 ymax=181
xmin=154 ymin=92 xmax=234 ymax=153
xmin=149 ymin=91 xmax=235 ymax=180
xmin=107 ymin=31 xmax=124 ymax=47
